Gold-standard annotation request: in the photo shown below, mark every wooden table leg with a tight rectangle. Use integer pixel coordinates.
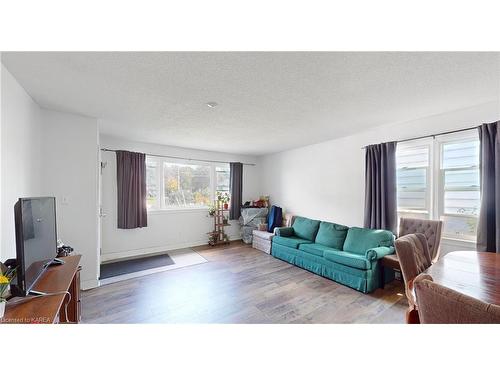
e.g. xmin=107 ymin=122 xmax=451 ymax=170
xmin=406 ymin=306 xmax=420 ymax=324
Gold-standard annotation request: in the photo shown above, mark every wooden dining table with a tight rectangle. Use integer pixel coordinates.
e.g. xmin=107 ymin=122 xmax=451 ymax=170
xmin=425 ymin=251 xmax=500 ymax=305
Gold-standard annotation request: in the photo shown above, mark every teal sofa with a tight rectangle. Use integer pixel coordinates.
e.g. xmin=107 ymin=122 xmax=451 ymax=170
xmin=271 ymin=216 xmax=395 ymax=293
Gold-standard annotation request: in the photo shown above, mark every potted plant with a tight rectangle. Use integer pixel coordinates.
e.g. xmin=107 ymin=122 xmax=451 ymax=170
xmin=217 ymin=192 xmax=230 ymax=210
xmin=208 ymin=232 xmax=217 ymax=246
xmin=0 ymin=263 xmax=16 ymax=319
xmin=208 ymin=204 xmax=216 ymax=217
xmin=223 ymin=233 xmax=229 ymax=242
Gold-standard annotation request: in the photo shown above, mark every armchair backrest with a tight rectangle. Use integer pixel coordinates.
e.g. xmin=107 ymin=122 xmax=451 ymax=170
xmin=414 ymin=274 xmax=500 ymax=324
xmin=399 ymin=217 xmax=443 ymax=262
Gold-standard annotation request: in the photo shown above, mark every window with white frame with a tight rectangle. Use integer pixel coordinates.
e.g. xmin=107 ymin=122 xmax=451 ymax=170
xmin=438 ymin=137 xmax=480 ymax=240
xmin=145 ymin=156 xmax=231 ymax=210
xmin=396 ymin=130 xmax=480 ymax=241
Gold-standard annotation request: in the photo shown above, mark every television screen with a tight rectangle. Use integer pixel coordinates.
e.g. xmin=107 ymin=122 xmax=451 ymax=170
xmin=14 ymin=197 xmax=57 ymax=295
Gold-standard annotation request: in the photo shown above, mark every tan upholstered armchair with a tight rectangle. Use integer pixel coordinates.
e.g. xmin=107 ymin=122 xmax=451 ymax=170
xmin=380 ymin=217 xmax=443 ymax=287
xmin=414 ymin=274 xmax=500 ymax=324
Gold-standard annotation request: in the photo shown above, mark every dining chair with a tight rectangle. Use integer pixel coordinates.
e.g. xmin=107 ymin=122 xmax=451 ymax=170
xmin=380 ymin=217 xmax=443 ymax=287
xmin=400 ymin=217 xmax=443 ymax=262
xmin=394 ymin=233 xmax=432 ymax=323
xmin=414 ymin=274 xmax=500 ymax=324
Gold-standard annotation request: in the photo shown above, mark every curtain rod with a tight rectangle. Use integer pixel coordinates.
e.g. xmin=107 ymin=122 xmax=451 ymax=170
xmin=361 ymin=125 xmax=479 ymax=149
xmin=100 ymin=148 xmax=256 ymax=166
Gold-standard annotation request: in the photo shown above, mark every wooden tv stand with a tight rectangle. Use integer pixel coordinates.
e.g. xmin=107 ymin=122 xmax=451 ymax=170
xmin=1 ymin=254 xmax=82 ymax=324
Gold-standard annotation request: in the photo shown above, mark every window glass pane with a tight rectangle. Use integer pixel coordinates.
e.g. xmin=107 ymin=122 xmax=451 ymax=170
xmin=146 ymin=160 xmax=158 ymax=209
xmin=444 ymin=168 xmax=480 ymax=189
xmin=216 ymin=165 xmax=230 ymax=192
xmin=397 ymin=167 xmax=426 ymax=190
xmin=163 ymin=162 xmax=211 ymax=207
xmin=396 ymin=146 xmax=429 ymax=169
xmin=441 ymin=215 xmax=478 ymax=239
xmin=444 ymin=190 xmax=480 ymax=216
xmin=396 ymin=144 xmax=429 ymax=212
xmin=442 ymin=140 xmax=479 ymax=169
xmin=397 ymin=190 xmax=427 ymax=210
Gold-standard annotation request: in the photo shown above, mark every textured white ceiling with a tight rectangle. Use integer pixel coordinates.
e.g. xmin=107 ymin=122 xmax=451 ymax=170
xmin=2 ymin=52 xmax=499 ymax=155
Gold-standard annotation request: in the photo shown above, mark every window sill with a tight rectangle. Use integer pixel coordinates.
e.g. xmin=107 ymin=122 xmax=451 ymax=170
xmin=147 ymin=207 xmax=209 ymax=215
xmin=442 ymin=236 xmax=475 ymax=242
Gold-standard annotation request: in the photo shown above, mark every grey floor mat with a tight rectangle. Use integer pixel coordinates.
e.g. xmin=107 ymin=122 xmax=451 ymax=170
xmin=100 ymin=253 xmax=175 ymax=279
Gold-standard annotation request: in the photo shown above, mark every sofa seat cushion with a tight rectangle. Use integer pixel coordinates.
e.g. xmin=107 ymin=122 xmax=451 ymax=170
xmin=291 ymin=216 xmax=321 ymax=241
xmin=298 ymin=243 xmax=340 ymax=257
xmin=315 ymin=221 xmax=349 ymax=249
xmin=343 ymin=227 xmax=394 ymax=255
xmin=273 ymin=235 xmax=312 ymax=249
xmin=323 ymin=249 xmax=372 ymax=270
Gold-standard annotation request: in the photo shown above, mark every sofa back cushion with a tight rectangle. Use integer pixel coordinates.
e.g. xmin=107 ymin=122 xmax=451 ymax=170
xmin=343 ymin=227 xmax=394 ymax=255
xmin=315 ymin=221 xmax=349 ymax=249
xmin=292 ymin=216 xmax=321 ymax=241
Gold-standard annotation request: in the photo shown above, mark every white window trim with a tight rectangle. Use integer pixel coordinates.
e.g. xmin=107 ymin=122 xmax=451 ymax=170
xmin=146 ymin=155 xmax=230 ymax=211
xmin=397 ymin=130 xmax=480 ymax=242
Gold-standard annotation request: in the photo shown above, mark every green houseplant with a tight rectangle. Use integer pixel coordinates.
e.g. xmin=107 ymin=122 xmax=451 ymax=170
xmin=208 ymin=204 xmax=216 ymax=217
xmin=208 ymin=232 xmax=217 ymax=246
xmin=217 ymin=191 xmax=230 ymax=209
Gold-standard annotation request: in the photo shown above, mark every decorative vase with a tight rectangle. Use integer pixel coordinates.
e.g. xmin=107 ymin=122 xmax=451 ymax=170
xmin=224 ymin=203 xmax=229 ymax=209
xmin=0 ymin=300 xmax=5 ymax=319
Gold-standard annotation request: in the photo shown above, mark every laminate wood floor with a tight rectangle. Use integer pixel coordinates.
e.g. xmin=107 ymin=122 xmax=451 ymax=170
xmin=82 ymin=241 xmax=408 ymax=323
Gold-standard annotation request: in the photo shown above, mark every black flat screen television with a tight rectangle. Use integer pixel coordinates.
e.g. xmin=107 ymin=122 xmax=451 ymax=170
xmin=13 ymin=197 xmax=58 ymax=296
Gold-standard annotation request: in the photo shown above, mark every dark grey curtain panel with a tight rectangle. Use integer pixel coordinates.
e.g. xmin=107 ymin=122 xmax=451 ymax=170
xmin=116 ymin=150 xmax=148 ymax=229
xmin=229 ymin=162 xmax=243 ymax=220
xmin=477 ymin=121 xmax=500 ymax=252
xmin=363 ymin=142 xmax=397 ymax=233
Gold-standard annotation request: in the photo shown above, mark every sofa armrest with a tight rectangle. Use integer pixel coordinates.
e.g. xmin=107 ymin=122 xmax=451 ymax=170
xmin=365 ymin=246 xmax=394 ymax=261
xmin=275 ymin=227 xmax=294 ymax=237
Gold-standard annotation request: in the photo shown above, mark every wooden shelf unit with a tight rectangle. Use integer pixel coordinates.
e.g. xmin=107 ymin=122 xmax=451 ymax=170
xmin=208 ymin=199 xmax=231 ymax=246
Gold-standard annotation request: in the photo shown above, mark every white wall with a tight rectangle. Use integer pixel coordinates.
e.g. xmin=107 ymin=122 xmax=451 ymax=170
xmin=40 ymin=109 xmax=100 ymax=289
xmin=1 ymin=64 xmax=100 ymax=289
xmin=259 ymin=101 xmax=500 ymax=254
xmin=1 ymin=64 xmax=42 ymax=260
xmin=99 ymin=135 xmax=261 ymax=261
xmin=1 ymin=55 xmax=2 ymax=258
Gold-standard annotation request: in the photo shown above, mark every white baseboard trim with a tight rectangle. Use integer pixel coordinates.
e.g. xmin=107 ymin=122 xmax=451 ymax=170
xmin=100 ymin=237 xmax=242 ymax=263
xmin=81 ymin=279 xmax=100 ymax=291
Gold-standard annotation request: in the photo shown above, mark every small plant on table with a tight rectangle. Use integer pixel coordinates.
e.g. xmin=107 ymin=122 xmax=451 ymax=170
xmin=0 ymin=263 xmax=16 ymax=319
